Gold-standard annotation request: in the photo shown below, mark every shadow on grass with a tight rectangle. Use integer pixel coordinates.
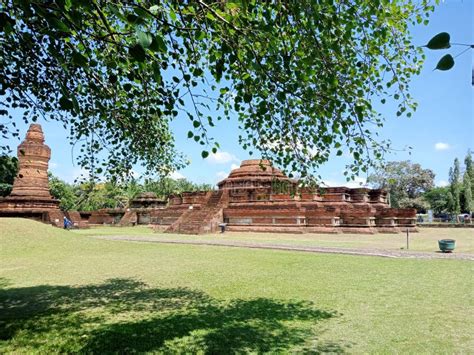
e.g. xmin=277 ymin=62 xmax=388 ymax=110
xmin=0 ymin=278 xmax=346 ymax=353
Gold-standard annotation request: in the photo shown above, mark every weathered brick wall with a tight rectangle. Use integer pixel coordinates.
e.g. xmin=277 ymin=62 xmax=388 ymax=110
xmin=69 ymin=160 xmax=410 ymax=234
xmin=65 ymin=211 xmax=89 ymax=228
xmin=149 ymin=207 xmax=188 ymax=225
xmin=181 ymin=191 xmax=209 ymax=205
xmin=0 ymin=124 xmax=64 ymax=227
xmin=88 ymin=210 xmax=115 ymax=225
xmin=118 ymin=210 xmax=138 ymax=226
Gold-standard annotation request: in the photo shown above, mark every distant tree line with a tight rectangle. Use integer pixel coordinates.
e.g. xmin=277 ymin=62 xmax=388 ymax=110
xmin=48 ymin=175 xmax=214 ymax=211
xmin=0 ymin=155 xmax=213 ymax=211
xmin=368 ymin=151 xmax=473 ymax=216
xmin=367 ymin=160 xmax=435 ymax=211
xmin=0 ymin=155 xmax=17 ymax=197
xmin=1 ymin=151 xmax=473 ymax=216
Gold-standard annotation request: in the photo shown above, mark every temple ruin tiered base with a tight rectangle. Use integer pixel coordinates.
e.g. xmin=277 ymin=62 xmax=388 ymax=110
xmin=74 ymin=159 xmax=416 ymax=234
xmin=0 ymin=125 xmax=415 ymax=233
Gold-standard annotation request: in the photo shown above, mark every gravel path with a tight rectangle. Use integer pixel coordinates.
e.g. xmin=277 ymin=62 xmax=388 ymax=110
xmin=92 ymin=235 xmax=474 ymax=260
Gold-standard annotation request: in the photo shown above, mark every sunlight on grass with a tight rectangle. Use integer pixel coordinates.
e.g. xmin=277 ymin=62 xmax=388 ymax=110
xmin=72 ymin=225 xmax=155 ymax=236
xmin=1 ymin=218 xmax=473 ymax=353
xmin=76 ymin=224 xmax=474 ymax=254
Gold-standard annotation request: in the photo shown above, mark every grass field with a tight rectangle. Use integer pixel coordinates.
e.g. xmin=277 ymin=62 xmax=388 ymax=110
xmin=74 ymin=225 xmax=474 ymax=254
xmin=1 ymin=218 xmax=473 ymax=353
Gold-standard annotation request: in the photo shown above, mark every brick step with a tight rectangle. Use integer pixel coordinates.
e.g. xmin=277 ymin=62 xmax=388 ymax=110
xmin=180 ymin=227 xmax=200 ymax=231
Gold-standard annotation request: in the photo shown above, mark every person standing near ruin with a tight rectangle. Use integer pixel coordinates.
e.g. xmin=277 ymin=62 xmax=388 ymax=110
xmin=63 ymin=216 xmax=72 ymax=230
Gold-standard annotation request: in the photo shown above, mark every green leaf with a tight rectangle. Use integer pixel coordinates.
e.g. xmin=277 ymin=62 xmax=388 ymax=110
xmin=187 ymin=131 xmax=194 ymax=138
xmin=109 ymin=74 xmax=117 ymax=84
xmin=137 ymin=31 xmax=152 ymax=48
xmin=193 ymin=121 xmax=201 ymax=128
xmin=126 ymin=14 xmax=139 ymax=24
xmin=435 ymin=54 xmax=454 ymax=71
xmin=0 ymin=12 xmax=15 ymax=31
xmin=129 ymin=44 xmax=146 ymax=62
xmin=215 ymin=59 xmax=224 ymax=82
xmin=206 ymin=12 xmax=216 ymax=21
xmin=195 ymin=31 xmax=206 ymax=40
xmin=201 ymin=150 xmax=209 ymax=158
xmin=72 ymin=52 xmax=88 ymax=67
xmin=149 ymin=34 xmax=166 ymax=52
xmin=426 ymin=32 xmax=450 ymax=50
xmin=49 ymin=18 xmax=70 ymax=32
xmin=169 ymin=8 xmax=177 ymax=21
xmin=59 ymin=96 xmax=74 ymax=110
xmin=108 ymin=4 xmax=126 ymax=21
xmin=152 ymin=62 xmax=162 ymax=83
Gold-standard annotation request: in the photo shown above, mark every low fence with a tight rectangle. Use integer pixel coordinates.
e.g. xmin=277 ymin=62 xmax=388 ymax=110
xmin=418 ymin=223 xmax=474 ymax=228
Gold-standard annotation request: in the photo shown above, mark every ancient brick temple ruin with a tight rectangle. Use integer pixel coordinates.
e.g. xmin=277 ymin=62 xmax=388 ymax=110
xmin=161 ymin=159 xmax=416 ymax=234
xmin=79 ymin=159 xmax=416 ymax=234
xmin=0 ymin=125 xmax=416 ymax=233
xmin=0 ymin=124 xmax=64 ymax=226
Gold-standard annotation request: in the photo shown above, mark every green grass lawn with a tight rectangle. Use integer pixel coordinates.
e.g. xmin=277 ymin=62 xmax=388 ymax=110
xmin=73 ymin=225 xmax=156 ymax=237
xmin=77 ymin=225 xmax=474 ymax=254
xmin=1 ymin=218 xmax=473 ymax=353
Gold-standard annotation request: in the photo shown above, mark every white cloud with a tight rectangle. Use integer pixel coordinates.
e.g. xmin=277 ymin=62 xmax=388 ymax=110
xmin=437 ymin=180 xmax=449 ymax=187
xmin=216 ymin=171 xmax=228 ymax=180
xmin=346 ymin=177 xmax=367 ymax=188
xmin=59 ymin=167 xmax=89 ymax=183
xmin=434 ymin=142 xmax=450 ymax=151
xmin=322 ymin=176 xmax=367 ymax=188
xmin=207 ymin=151 xmax=239 ymax=164
xmin=49 ymin=162 xmax=59 ymax=169
xmin=321 ymin=180 xmax=338 ymax=187
xmin=214 ymin=162 xmax=240 ymax=184
xmin=170 ymin=171 xmax=185 ymax=180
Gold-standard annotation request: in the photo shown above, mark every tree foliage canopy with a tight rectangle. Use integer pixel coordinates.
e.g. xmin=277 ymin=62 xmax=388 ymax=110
xmin=47 ymin=174 xmax=213 ymax=211
xmin=422 ymin=187 xmax=449 ymax=215
xmin=0 ymin=155 xmax=18 ymax=196
xmin=367 ymin=160 xmax=435 ymax=208
xmin=0 ymin=0 xmax=434 ymax=180
xmin=448 ymin=158 xmax=461 ymax=214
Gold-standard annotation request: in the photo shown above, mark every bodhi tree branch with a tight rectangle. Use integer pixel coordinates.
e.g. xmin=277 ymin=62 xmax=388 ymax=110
xmin=0 ymin=0 xmax=436 ymax=181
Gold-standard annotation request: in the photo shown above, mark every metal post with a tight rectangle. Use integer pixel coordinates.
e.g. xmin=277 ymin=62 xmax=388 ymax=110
xmin=406 ymin=228 xmax=409 ymax=250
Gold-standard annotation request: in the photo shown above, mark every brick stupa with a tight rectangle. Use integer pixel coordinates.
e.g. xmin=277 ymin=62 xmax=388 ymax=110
xmin=0 ymin=124 xmax=63 ymax=226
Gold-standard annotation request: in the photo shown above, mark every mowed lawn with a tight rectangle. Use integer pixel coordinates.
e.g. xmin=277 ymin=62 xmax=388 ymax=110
xmin=1 ymin=219 xmax=473 ymax=353
xmin=75 ymin=224 xmax=474 ymax=254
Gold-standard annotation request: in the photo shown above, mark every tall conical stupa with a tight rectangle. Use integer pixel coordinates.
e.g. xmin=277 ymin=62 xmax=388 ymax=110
xmin=0 ymin=124 xmax=64 ymax=226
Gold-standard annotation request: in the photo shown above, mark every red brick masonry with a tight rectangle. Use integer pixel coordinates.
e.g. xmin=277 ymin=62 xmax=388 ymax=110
xmin=0 ymin=129 xmax=416 ymax=235
xmin=153 ymin=160 xmax=415 ymax=234
xmin=0 ymin=124 xmax=64 ymax=226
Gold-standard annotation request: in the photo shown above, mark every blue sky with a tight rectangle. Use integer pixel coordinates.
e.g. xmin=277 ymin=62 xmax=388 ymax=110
xmin=4 ymin=0 xmax=473 ymax=187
